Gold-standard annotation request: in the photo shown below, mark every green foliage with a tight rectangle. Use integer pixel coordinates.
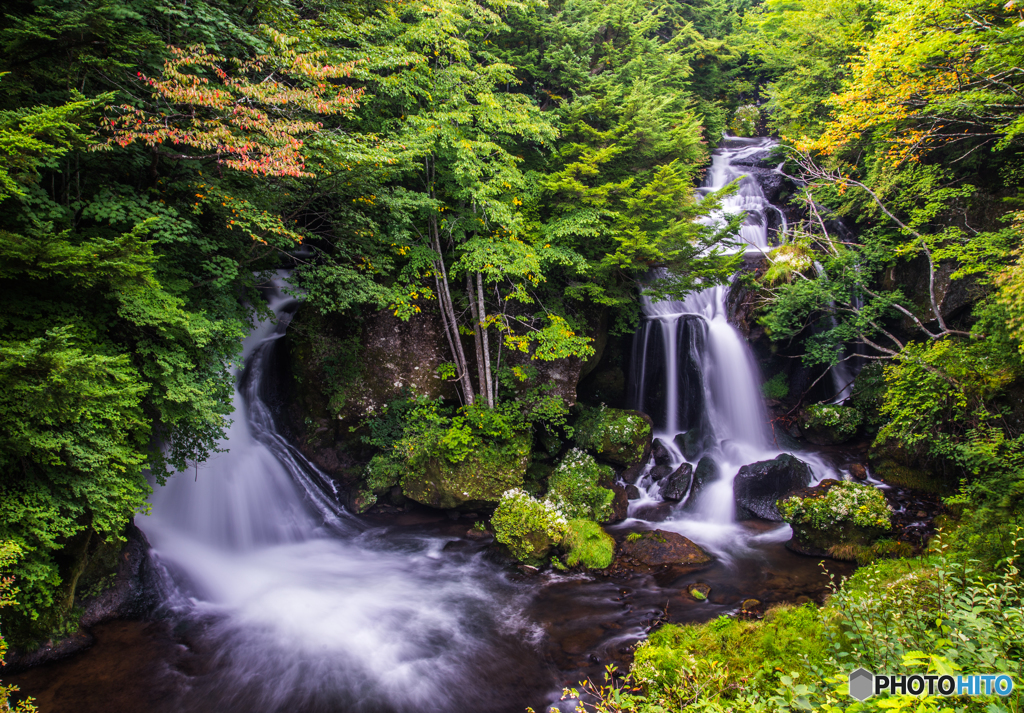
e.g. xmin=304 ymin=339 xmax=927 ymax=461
xmin=803 ymin=404 xmax=863 ymax=440
xmin=0 ymin=542 xmax=37 ymax=713
xmin=761 ymin=372 xmax=790 ymax=400
xmin=574 ymin=405 xmax=651 ymax=465
xmin=491 ymin=488 xmax=569 ymax=562
xmin=729 ymin=104 xmax=760 ymax=137
xmin=546 ymin=448 xmax=615 ymax=522
xmin=562 ymin=520 xmax=614 ymax=569
xmin=780 ymin=481 xmax=891 ymax=532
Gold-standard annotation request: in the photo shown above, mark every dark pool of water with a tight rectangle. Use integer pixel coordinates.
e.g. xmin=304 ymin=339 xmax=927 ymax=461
xmin=6 ymin=512 xmax=854 ymax=713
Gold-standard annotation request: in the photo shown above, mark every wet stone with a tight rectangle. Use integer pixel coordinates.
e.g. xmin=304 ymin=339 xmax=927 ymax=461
xmin=687 ymin=583 xmax=711 ymax=601
xmin=849 ymin=463 xmax=868 ymax=481
xmin=661 ymin=463 xmax=693 ymax=502
xmin=617 ymin=530 xmax=712 ymax=567
xmin=651 ymin=438 xmax=672 ymax=467
xmin=626 ymin=484 xmax=641 ymax=500
xmin=649 ymin=464 xmax=674 ymax=482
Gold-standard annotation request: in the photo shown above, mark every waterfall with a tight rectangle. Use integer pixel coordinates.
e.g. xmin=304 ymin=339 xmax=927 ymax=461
xmin=626 ymin=138 xmax=836 ymax=558
xmin=140 ymin=276 xmax=538 ymax=713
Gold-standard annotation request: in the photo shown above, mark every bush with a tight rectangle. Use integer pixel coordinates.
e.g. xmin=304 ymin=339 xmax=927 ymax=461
xmin=729 ymin=104 xmax=760 ymax=137
xmin=780 ymin=481 xmax=891 ymax=532
xmin=491 ymin=489 xmax=568 ymax=562
xmin=761 ymin=372 xmax=790 ymax=400
xmin=803 ymin=403 xmax=863 ymax=440
xmin=546 ymin=449 xmax=615 ymax=522
xmin=563 ymin=520 xmax=614 ymax=569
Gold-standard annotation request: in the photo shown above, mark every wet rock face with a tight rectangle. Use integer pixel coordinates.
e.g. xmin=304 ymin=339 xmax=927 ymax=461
xmin=660 ymin=463 xmax=693 ymax=502
xmin=617 ymin=530 xmax=712 ymax=567
xmin=401 ymin=434 xmax=531 ymax=510
xmin=5 ymin=521 xmax=155 ymax=671
xmin=690 ymin=457 xmax=719 ymax=500
xmin=734 ymin=454 xmax=813 ymax=521
xmin=651 ymin=438 xmax=672 ymax=467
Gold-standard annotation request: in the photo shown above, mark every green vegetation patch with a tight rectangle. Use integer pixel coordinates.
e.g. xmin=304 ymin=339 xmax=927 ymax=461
xmin=491 ymin=489 xmax=569 ymax=563
xmin=546 ymin=449 xmax=616 ymax=522
xmin=562 ymin=519 xmax=614 ymax=569
xmin=802 ymin=403 xmax=863 ymax=443
xmin=574 ymin=405 xmax=651 ymax=466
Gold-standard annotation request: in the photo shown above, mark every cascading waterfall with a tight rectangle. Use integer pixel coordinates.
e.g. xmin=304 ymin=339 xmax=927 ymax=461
xmin=141 ymin=277 xmax=539 ymax=713
xmin=626 ymin=137 xmax=835 ymax=558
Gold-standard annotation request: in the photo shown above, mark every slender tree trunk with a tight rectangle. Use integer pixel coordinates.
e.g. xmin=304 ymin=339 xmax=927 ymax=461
xmin=467 ymin=273 xmax=486 ymax=401
xmin=431 ymin=218 xmax=474 ymax=405
xmin=477 ymin=271 xmax=494 ymax=409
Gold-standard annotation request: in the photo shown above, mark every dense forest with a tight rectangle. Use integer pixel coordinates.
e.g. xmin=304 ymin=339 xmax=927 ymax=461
xmin=0 ymin=0 xmax=1022 ymax=710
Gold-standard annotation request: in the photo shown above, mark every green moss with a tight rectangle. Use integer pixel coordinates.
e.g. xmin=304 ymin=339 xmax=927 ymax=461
xmin=574 ymin=405 xmax=651 ymax=466
xmin=546 ymin=448 xmax=615 ymax=522
xmin=491 ymin=489 xmax=569 ymax=563
xmin=563 ymin=519 xmax=614 ymax=569
xmin=631 ymin=604 xmax=829 ymax=693
xmin=872 ymin=458 xmax=954 ymax=494
xmin=400 ymin=433 xmax=531 ymax=509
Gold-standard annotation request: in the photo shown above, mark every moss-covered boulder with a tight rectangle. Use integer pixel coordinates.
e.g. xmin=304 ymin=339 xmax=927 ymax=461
xmin=575 ymin=406 xmax=653 ymax=467
xmin=491 ymin=489 xmax=569 ymax=564
xmin=779 ymin=480 xmax=893 ymax=560
xmin=563 ymin=520 xmax=615 ymax=569
xmin=800 ymin=404 xmax=863 ymax=446
xmin=546 ymin=448 xmax=616 ymax=522
xmin=400 ymin=433 xmax=531 ymax=509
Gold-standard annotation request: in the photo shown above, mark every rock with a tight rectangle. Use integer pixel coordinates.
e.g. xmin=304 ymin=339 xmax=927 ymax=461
xmin=617 ymin=530 xmax=712 ymax=567
xmin=687 ymin=583 xmax=711 ymax=601
xmin=849 ymin=463 xmax=868 ymax=481
xmin=661 ymin=463 xmax=693 ymax=502
xmin=651 ymin=438 xmax=672 ymax=467
xmin=401 ymin=433 xmax=531 ymax=509
xmin=916 ymin=511 xmax=928 ymax=519
xmin=517 ymin=564 xmax=540 ymax=576
xmin=466 ymin=527 xmax=493 ymax=541
xmin=586 ymin=409 xmax=654 ymax=467
xmin=620 ymin=462 xmax=644 ymax=485
xmin=606 ymin=480 xmax=630 ymax=523
xmin=649 ymin=463 xmax=673 ymax=482
xmin=734 ymin=454 xmax=813 ymax=521
xmin=691 ymin=457 xmax=719 ymax=498
xmin=626 ymin=485 xmax=642 ymax=500
xmin=674 ymin=429 xmax=708 ymax=462
xmin=741 ymin=598 xmax=762 ymax=613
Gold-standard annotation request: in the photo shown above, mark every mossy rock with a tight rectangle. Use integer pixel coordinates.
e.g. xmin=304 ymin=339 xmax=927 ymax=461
xmin=401 ymin=433 xmax=531 ymax=509
xmin=870 ymin=458 xmax=955 ymax=495
xmin=563 ymin=520 xmax=615 ymax=569
xmin=575 ymin=406 xmax=653 ymax=467
xmin=617 ymin=529 xmax=712 ymax=567
xmin=780 ymin=480 xmax=892 ymax=560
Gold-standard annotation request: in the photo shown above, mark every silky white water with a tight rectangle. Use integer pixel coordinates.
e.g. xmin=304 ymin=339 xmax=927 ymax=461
xmin=626 ymin=138 xmax=837 ymax=561
xmin=140 ymin=279 xmax=536 ymax=713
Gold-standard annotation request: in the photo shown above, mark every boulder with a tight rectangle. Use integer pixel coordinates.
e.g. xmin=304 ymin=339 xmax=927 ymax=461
xmin=661 ymin=463 xmax=693 ymax=502
xmin=617 ymin=530 xmax=712 ymax=567
xmin=649 ymin=463 xmax=673 ymax=482
xmin=849 ymin=463 xmax=868 ymax=481
xmin=651 ymin=438 xmax=672 ymax=467
xmin=577 ymin=408 xmax=653 ymax=467
xmin=691 ymin=457 xmax=719 ymax=499
xmin=674 ymin=428 xmax=709 ymax=462
xmin=734 ymin=454 xmax=812 ymax=521
xmin=401 ymin=434 xmax=531 ymax=509
xmin=620 ymin=462 xmax=644 ymax=485
xmin=626 ymin=484 xmax=642 ymax=500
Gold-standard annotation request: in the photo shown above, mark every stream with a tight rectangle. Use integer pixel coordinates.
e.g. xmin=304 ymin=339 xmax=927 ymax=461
xmin=8 ymin=137 xmax=859 ymax=713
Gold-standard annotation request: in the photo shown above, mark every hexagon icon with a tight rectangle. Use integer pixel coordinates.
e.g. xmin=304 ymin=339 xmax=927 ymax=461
xmin=849 ymin=668 xmax=874 ymax=701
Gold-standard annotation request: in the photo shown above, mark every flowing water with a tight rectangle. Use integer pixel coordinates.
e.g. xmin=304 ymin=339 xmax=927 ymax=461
xmin=7 ymin=140 xmax=859 ymax=712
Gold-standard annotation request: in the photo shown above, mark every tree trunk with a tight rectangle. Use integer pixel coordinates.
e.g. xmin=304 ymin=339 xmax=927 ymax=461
xmin=467 ymin=273 xmax=486 ymax=401
xmin=477 ymin=271 xmax=494 ymax=409
xmin=431 ymin=219 xmax=474 ymax=405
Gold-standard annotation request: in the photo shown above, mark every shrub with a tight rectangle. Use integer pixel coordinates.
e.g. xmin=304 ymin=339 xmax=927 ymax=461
xmin=729 ymin=104 xmax=760 ymax=137
xmin=491 ymin=489 xmax=568 ymax=562
xmin=563 ymin=520 xmax=614 ymax=569
xmin=761 ymin=372 xmax=790 ymax=400
xmin=803 ymin=403 xmax=863 ymax=440
xmin=546 ymin=449 xmax=615 ymax=522
xmin=780 ymin=481 xmax=892 ymax=533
